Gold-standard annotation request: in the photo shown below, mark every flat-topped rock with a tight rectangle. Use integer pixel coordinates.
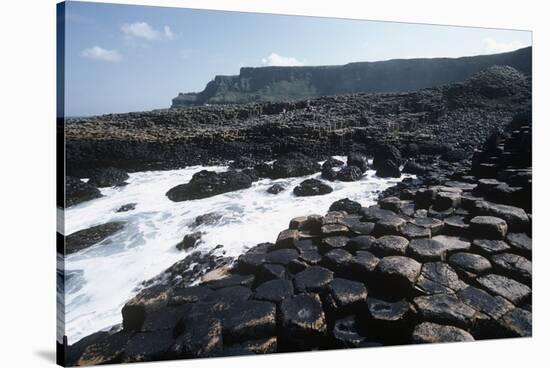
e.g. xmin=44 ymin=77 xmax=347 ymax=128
xmin=443 ymin=216 xmax=470 ymax=236
xmin=346 ymin=235 xmax=376 ymax=252
xmin=380 ymin=197 xmax=404 ymax=212
xmin=294 ymin=179 xmax=333 ymax=197
xmin=491 ymin=253 xmax=532 ymax=285
xmin=505 ymin=232 xmax=532 ymax=255
xmin=294 ymin=266 xmax=334 ymax=293
xmin=323 ymin=249 xmax=354 ymax=274
xmin=416 ymin=262 xmax=467 ymax=296
xmin=321 ymin=224 xmax=349 ymax=236
xmin=400 ymin=222 xmax=431 ymax=239
xmin=370 ymin=235 xmax=409 ymax=257
xmin=471 ymin=239 xmax=511 ymax=255
xmin=375 ymin=256 xmax=422 ymax=295
xmin=349 ymin=251 xmax=380 ymax=280
xmin=361 ymin=206 xmax=399 ymax=222
xmin=449 ymin=252 xmax=492 ymax=278
xmin=413 ymin=294 xmax=477 ymax=328
xmin=373 ymin=217 xmax=407 ymax=235
xmin=278 ymin=294 xmax=327 ymax=350
xmin=407 ymin=239 xmax=447 ymax=262
xmin=473 ymin=201 xmax=530 ymax=231
xmin=412 ymin=322 xmax=474 ymax=343
xmin=431 ymin=235 xmax=471 ymax=253
xmin=265 ymin=249 xmax=299 ymax=266
xmin=322 ymin=236 xmax=350 ymax=250
xmin=477 ymin=274 xmax=531 ymax=305
xmin=367 ymin=297 xmax=411 ymax=323
xmin=253 ymin=279 xmax=294 ymax=303
xmin=222 ymin=300 xmax=276 ymax=344
xmin=498 ymin=308 xmax=532 ymax=337
xmin=410 ymin=217 xmax=444 ymax=235
xmin=457 ymin=286 xmax=514 ymax=320
xmin=470 ymin=216 xmax=508 ymax=239
xmin=324 ymin=278 xmax=368 ymax=315
xmin=348 ymin=221 xmax=375 ymax=235
xmin=332 ymin=316 xmax=367 ymax=348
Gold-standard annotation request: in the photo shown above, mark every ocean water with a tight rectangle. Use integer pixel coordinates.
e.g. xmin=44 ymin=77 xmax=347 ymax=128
xmin=63 ymin=157 xmax=411 ymax=343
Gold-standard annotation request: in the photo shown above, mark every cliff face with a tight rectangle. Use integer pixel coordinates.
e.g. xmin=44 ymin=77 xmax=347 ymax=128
xmin=172 ymin=47 xmax=531 ymax=108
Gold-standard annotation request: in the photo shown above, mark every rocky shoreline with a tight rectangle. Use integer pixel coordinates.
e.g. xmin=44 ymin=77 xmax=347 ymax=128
xmin=64 ymin=113 xmax=532 ymax=365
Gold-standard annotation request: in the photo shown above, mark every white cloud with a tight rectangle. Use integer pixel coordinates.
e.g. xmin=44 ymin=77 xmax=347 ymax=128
xmin=482 ymin=38 xmax=530 ymax=54
xmin=121 ymin=22 xmax=175 ymax=41
xmin=164 ymin=26 xmax=174 ymax=40
xmin=81 ymin=46 xmax=121 ymax=62
xmin=261 ymin=53 xmax=305 ymax=66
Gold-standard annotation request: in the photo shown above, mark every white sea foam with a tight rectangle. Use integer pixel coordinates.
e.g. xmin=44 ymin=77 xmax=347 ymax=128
xmin=63 ymin=157 xmax=411 ymax=343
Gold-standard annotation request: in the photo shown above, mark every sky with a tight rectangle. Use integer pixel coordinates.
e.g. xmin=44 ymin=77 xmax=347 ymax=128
xmin=61 ymin=1 xmax=532 ymax=116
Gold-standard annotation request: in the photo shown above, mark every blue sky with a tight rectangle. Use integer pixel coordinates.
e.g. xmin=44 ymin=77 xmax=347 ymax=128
xmin=62 ymin=1 xmax=532 ymax=116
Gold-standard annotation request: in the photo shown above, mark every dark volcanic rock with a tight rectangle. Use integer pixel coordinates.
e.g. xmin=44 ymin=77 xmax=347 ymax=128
xmin=294 ymin=266 xmax=334 ymax=293
xmin=490 ymin=253 xmax=532 ymax=285
xmin=448 ymin=252 xmax=492 ymax=278
xmin=456 ymin=286 xmax=514 ymax=320
xmin=270 ymin=156 xmax=321 ymax=179
xmin=222 ymin=300 xmax=276 ymax=344
xmin=332 ymin=316 xmax=368 ymax=348
xmin=116 ymin=203 xmax=137 ymax=213
xmin=412 ymin=322 xmax=474 ymax=343
xmin=170 ymin=316 xmax=223 ymax=358
xmin=293 ymin=179 xmax=333 ymax=197
xmin=266 ymin=183 xmax=286 ymax=194
xmin=373 ymin=144 xmax=402 ymax=178
xmin=375 ymin=256 xmax=422 ymax=296
xmin=253 ymin=279 xmax=294 ymax=303
xmin=66 ymin=176 xmax=102 ymax=207
xmin=278 ymin=294 xmax=327 ymax=350
xmin=498 ymin=308 xmax=532 ymax=337
xmin=166 ymin=170 xmax=254 ymax=201
xmin=88 ymin=167 xmax=129 ymax=187
xmin=324 ymin=278 xmax=368 ymax=315
xmin=370 ymin=235 xmax=409 ymax=256
xmin=415 ymin=262 xmax=467 ymax=295
xmin=347 ymin=153 xmax=369 ymax=173
xmin=65 ymin=221 xmax=125 ymax=254
xmin=477 ymin=274 xmax=531 ymax=304
xmin=124 ymin=330 xmax=174 ymax=362
xmin=337 ymin=166 xmax=363 ymax=181
xmin=176 ymin=232 xmax=202 ymax=251
xmin=470 ymin=216 xmax=508 ymax=239
xmin=407 ymin=239 xmax=447 ymax=261
xmin=329 ymin=198 xmax=362 ymax=215
xmin=413 ymin=294 xmax=477 ymax=328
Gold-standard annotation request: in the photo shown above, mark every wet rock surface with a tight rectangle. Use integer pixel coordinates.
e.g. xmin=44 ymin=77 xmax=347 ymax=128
xmin=67 ymin=77 xmax=532 ymax=363
xmin=65 ymin=222 xmax=126 ymax=255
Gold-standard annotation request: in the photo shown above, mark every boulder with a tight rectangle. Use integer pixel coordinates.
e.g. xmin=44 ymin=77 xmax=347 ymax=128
xmin=346 ymin=235 xmax=376 ymax=252
xmin=329 ymin=198 xmax=362 ymax=214
xmin=410 ymin=217 xmax=444 ymax=235
xmin=373 ymin=144 xmax=402 ymax=178
xmin=116 ymin=203 xmax=137 ymax=213
xmin=349 ymin=251 xmax=380 ymax=280
xmin=176 ymin=232 xmax=202 ymax=251
xmin=431 ymin=235 xmax=471 ymax=253
xmin=270 ymin=156 xmax=321 ymax=179
xmin=347 ymin=152 xmax=369 ymax=173
xmin=293 ymin=179 xmax=333 ymax=197
xmin=497 ymin=308 xmax=532 ymax=337
xmin=88 ymin=167 xmax=129 ymax=187
xmin=332 ymin=316 xmax=368 ymax=348
xmin=65 ymin=222 xmax=126 ymax=255
xmin=66 ymin=176 xmax=102 ymax=207
xmin=166 ymin=170 xmax=254 ymax=201
xmin=505 ymin=233 xmax=532 ymax=255
xmin=267 ymin=183 xmax=286 ymax=194
xmin=337 ymin=166 xmax=363 ymax=181
xmin=323 ymin=249 xmax=354 ymax=274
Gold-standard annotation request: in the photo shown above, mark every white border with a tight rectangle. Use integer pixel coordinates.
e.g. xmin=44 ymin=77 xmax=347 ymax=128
xmin=1 ymin=0 xmax=548 ymax=367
